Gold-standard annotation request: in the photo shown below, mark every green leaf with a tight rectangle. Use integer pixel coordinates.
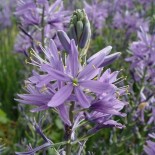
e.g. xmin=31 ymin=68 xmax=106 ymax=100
xmin=0 ymin=109 xmax=9 ymax=124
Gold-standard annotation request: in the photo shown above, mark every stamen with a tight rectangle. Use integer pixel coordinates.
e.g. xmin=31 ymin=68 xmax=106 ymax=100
xmin=30 ymin=48 xmax=46 ymax=64
xmin=38 ymin=44 xmax=51 ymax=59
xmin=25 ymin=59 xmax=40 ymax=67
xmin=113 ymin=76 xmax=126 ymax=84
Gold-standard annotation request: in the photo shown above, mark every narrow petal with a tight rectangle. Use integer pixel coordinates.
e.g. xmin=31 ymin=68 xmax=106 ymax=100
xmin=91 ymin=105 xmax=126 ymax=117
xmin=78 ymin=47 xmax=112 ymax=80
xmin=57 ymin=30 xmax=71 ymax=53
xmin=36 ymin=75 xmax=54 ymax=87
xmin=49 ymin=0 xmax=62 ymax=13
xmin=15 ymin=142 xmax=51 ymax=155
xmin=69 ymin=39 xmax=79 ymax=77
xmin=15 ymin=99 xmax=43 ymax=106
xmin=41 ymin=64 xmax=71 ymax=82
xmin=17 ymin=94 xmax=50 ymax=102
xmin=87 ymin=46 xmax=112 ymax=63
xmin=99 ymin=52 xmax=121 ymax=68
xmin=80 ymin=80 xmax=113 ymax=94
xmin=49 ymin=39 xmax=59 ymax=60
xmin=88 ymin=120 xmax=125 ymax=134
xmin=31 ymin=105 xmax=49 ymax=112
xmin=57 ymin=104 xmax=71 ymax=126
xmin=48 ymin=84 xmax=73 ymax=107
xmin=74 ymin=87 xmax=90 ymax=108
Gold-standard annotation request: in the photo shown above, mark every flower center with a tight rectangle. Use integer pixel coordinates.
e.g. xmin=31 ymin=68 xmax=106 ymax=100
xmin=72 ymin=78 xmax=78 ymax=86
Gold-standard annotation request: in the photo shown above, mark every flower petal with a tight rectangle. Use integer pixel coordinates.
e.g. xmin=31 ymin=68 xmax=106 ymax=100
xmin=99 ymin=52 xmax=121 ymax=68
xmin=57 ymin=30 xmax=71 ymax=53
xmin=87 ymin=46 xmax=112 ymax=63
xmin=80 ymin=80 xmax=113 ymax=94
xmin=48 ymin=84 xmax=73 ymax=107
xmin=74 ymin=87 xmax=90 ymax=108
xmin=31 ymin=105 xmax=49 ymax=112
xmin=78 ymin=46 xmax=112 ymax=80
xmin=36 ymin=75 xmax=54 ymax=87
xmin=15 ymin=142 xmax=51 ymax=155
xmin=48 ymin=39 xmax=59 ymax=60
xmin=41 ymin=64 xmax=71 ymax=82
xmin=57 ymin=104 xmax=71 ymax=126
xmin=68 ymin=39 xmax=79 ymax=77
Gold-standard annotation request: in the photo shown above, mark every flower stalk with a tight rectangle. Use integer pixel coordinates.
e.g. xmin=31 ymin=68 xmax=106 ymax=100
xmin=66 ymin=102 xmax=74 ymax=155
xmin=41 ymin=5 xmax=45 ymax=47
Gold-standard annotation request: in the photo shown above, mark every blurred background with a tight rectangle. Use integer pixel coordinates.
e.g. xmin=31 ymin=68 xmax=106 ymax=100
xmin=0 ymin=0 xmax=155 ymax=154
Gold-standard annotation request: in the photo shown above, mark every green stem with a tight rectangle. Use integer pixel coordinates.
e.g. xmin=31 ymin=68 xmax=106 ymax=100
xmin=41 ymin=6 xmax=45 ymax=47
xmin=66 ymin=142 xmax=71 ymax=155
xmin=137 ymin=67 xmax=147 ymax=102
xmin=66 ymin=102 xmax=74 ymax=155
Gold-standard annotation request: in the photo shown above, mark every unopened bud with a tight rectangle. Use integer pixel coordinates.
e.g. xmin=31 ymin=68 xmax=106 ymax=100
xmin=68 ymin=9 xmax=91 ymax=50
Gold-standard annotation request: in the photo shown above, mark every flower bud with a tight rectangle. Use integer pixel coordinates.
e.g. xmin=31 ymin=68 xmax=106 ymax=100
xmin=68 ymin=9 xmax=91 ymax=50
xmin=57 ymin=30 xmax=71 ymax=53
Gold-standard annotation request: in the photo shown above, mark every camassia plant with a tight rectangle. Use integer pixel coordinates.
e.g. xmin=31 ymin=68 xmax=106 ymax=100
xmin=15 ymin=9 xmax=128 ymax=155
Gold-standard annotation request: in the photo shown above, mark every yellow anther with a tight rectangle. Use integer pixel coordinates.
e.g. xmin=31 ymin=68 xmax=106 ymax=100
xmin=40 ymin=85 xmax=48 ymax=93
xmin=30 ymin=57 xmax=33 ymax=61
xmin=126 ymin=88 xmax=129 ymax=93
xmin=116 ymin=91 xmax=120 ymax=98
xmin=94 ymin=77 xmax=98 ymax=80
xmin=25 ymin=59 xmax=28 ymax=64
xmin=36 ymin=41 xmax=41 ymax=45
xmin=30 ymin=50 xmax=34 ymax=55
xmin=73 ymin=83 xmax=78 ymax=86
xmin=138 ymin=102 xmax=148 ymax=110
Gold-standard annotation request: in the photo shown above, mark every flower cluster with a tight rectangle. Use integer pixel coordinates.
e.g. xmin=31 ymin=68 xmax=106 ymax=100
xmin=110 ymin=0 xmax=150 ymax=35
xmin=0 ymin=0 xmax=16 ymax=30
xmin=16 ymin=26 xmax=127 ymax=153
xmin=127 ymin=27 xmax=155 ymax=83
xmin=83 ymin=0 xmax=150 ymax=36
xmin=113 ymin=11 xmax=149 ymax=35
xmin=84 ymin=0 xmax=108 ymax=33
xmin=17 ymin=32 xmax=126 ymax=125
xmin=126 ymin=27 xmax=155 ymax=126
xmin=14 ymin=0 xmax=70 ymax=55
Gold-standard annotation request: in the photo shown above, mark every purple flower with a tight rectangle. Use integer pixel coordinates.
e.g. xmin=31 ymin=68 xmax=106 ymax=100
xmin=0 ymin=0 xmax=15 ymax=30
xmin=15 ymin=0 xmax=69 ymax=28
xmin=16 ymin=30 xmax=126 ymax=127
xmin=127 ymin=27 xmax=155 ymax=82
xmin=15 ymin=120 xmax=52 ymax=155
xmin=14 ymin=0 xmax=70 ymax=54
xmin=85 ymin=69 xmax=127 ymax=133
xmin=84 ymin=0 xmax=108 ymax=32
xmin=14 ymin=32 xmax=33 ymax=55
xmin=15 ymin=0 xmax=41 ymax=25
xmin=113 ymin=11 xmax=149 ymax=34
xmin=144 ymin=133 xmax=155 ymax=155
xmin=16 ymin=22 xmax=128 ymax=153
